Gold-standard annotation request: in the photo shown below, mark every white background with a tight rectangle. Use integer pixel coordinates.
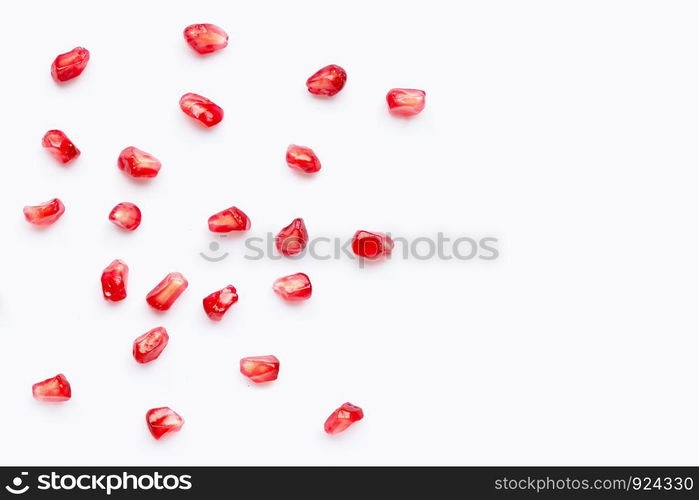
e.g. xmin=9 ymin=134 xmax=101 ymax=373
xmin=0 ymin=0 xmax=697 ymax=466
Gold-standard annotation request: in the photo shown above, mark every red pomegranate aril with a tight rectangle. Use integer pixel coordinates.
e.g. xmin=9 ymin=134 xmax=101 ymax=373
xmin=42 ymin=130 xmax=80 ymax=164
xmin=240 ymin=355 xmax=280 ymax=383
xmin=146 ymin=272 xmax=188 ymax=311
xmin=51 ymin=47 xmax=90 ymax=82
xmin=208 ymin=206 xmax=251 ymax=233
xmin=146 ymin=407 xmax=184 ymax=440
xmin=386 ymin=88 xmax=426 ymax=117
xmin=203 ymin=285 xmax=238 ymax=321
xmin=306 ymin=64 xmax=347 ymax=96
xmin=275 ymin=218 xmax=309 ymax=256
xmin=184 ymin=23 xmax=228 ymax=54
xmin=32 ymin=374 xmax=71 ymax=402
xmin=133 ymin=327 xmax=169 ymax=363
xmin=273 ymin=273 xmax=312 ymax=302
xmin=286 ymin=145 xmax=321 ymax=174
xmin=324 ymin=402 xmax=364 ymax=435
xmin=101 ymin=259 xmax=129 ymax=302
xmin=109 ymin=202 xmax=142 ymax=231
xmin=351 ymin=230 xmax=394 ymax=259
xmin=117 ymin=147 xmax=161 ymax=178
xmin=179 ymin=93 xmax=224 ymax=127
xmin=23 ymin=198 xmax=65 ymax=226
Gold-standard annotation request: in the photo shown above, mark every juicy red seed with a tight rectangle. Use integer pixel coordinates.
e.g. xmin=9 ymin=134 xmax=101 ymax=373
xmin=240 ymin=355 xmax=280 ymax=383
xmin=51 ymin=47 xmax=90 ymax=82
xmin=32 ymin=374 xmax=72 ymax=402
xmin=23 ymin=198 xmax=65 ymax=226
xmin=101 ymin=259 xmax=129 ymax=302
xmin=286 ymin=145 xmax=321 ymax=174
xmin=42 ymin=130 xmax=80 ymax=164
xmin=146 ymin=272 xmax=189 ymax=311
xmin=109 ymin=202 xmax=142 ymax=231
xmin=133 ymin=327 xmax=169 ymax=364
xmin=386 ymin=88 xmax=426 ymax=117
xmin=324 ymin=402 xmax=364 ymax=435
xmin=208 ymin=206 xmax=251 ymax=233
xmin=179 ymin=93 xmax=224 ymax=127
xmin=184 ymin=23 xmax=228 ymax=54
xmin=146 ymin=407 xmax=184 ymax=440
xmin=275 ymin=218 xmax=309 ymax=256
xmin=117 ymin=147 xmax=161 ymax=178
xmin=351 ymin=230 xmax=394 ymax=259
xmin=273 ymin=273 xmax=312 ymax=302
xmin=306 ymin=64 xmax=347 ymax=96
xmin=203 ymin=285 xmax=238 ymax=321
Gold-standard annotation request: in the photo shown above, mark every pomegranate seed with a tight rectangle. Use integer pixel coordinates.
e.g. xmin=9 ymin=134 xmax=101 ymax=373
xmin=42 ymin=130 xmax=80 ymax=164
xmin=240 ymin=355 xmax=280 ymax=383
xmin=117 ymin=147 xmax=161 ymax=178
xmin=109 ymin=202 xmax=142 ymax=231
xmin=133 ymin=327 xmax=169 ymax=364
xmin=184 ymin=23 xmax=228 ymax=54
xmin=351 ymin=230 xmax=394 ymax=259
xmin=179 ymin=93 xmax=224 ymax=127
xmin=51 ymin=47 xmax=90 ymax=82
xmin=275 ymin=218 xmax=309 ymax=256
xmin=324 ymin=403 xmax=364 ymax=435
xmin=306 ymin=64 xmax=347 ymax=96
xmin=203 ymin=285 xmax=238 ymax=321
xmin=101 ymin=259 xmax=129 ymax=302
xmin=273 ymin=273 xmax=312 ymax=302
xmin=32 ymin=374 xmax=71 ymax=402
xmin=386 ymin=88 xmax=426 ymax=117
xmin=208 ymin=206 xmax=251 ymax=233
xmin=146 ymin=272 xmax=188 ymax=311
xmin=23 ymin=198 xmax=65 ymax=226
xmin=146 ymin=407 xmax=184 ymax=440
xmin=286 ymin=145 xmax=321 ymax=174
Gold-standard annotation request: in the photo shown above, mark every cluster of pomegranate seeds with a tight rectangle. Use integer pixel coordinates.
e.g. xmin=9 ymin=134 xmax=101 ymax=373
xmin=32 ymin=374 xmax=72 ymax=402
xmin=203 ymin=285 xmax=239 ymax=321
xmin=23 ymin=198 xmax=65 ymax=226
xmin=352 ymin=230 xmax=394 ymax=259
xmin=184 ymin=23 xmax=229 ymax=54
xmin=118 ymin=147 xmax=162 ymax=178
xmin=240 ymin=355 xmax=280 ymax=383
xmin=42 ymin=130 xmax=80 ymax=164
xmin=133 ymin=327 xmax=170 ymax=364
xmin=386 ymin=88 xmax=426 ymax=117
xmin=109 ymin=202 xmax=142 ymax=231
xmin=146 ymin=272 xmax=189 ymax=311
xmin=324 ymin=403 xmax=364 ymax=435
xmin=51 ymin=47 xmax=90 ymax=82
xmin=146 ymin=407 xmax=184 ymax=440
xmin=306 ymin=64 xmax=347 ymax=96
xmin=276 ymin=218 xmax=309 ymax=256
xmin=286 ymin=145 xmax=321 ymax=173
xmin=101 ymin=259 xmax=129 ymax=302
xmin=179 ymin=93 xmax=224 ymax=127
xmin=273 ymin=273 xmax=312 ymax=302
xmin=208 ymin=205 xmax=251 ymax=232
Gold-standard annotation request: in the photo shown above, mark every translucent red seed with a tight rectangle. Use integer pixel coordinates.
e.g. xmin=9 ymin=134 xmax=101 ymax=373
xmin=133 ymin=327 xmax=169 ymax=364
xmin=203 ymin=285 xmax=238 ymax=321
xmin=351 ymin=230 xmax=394 ymax=259
xmin=101 ymin=259 xmax=129 ymax=302
xmin=324 ymin=402 xmax=364 ymax=435
xmin=23 ymin=198 xmax=65 ymax=226
xmin=108 ymin=202 xmax=142 ymax=231
xmin=179 ymin=93 xmax=224 ymax=127
xmin=146 ymin=407 xmax=184 ymax=440
xmin=386 ymin=88 xmax=426 ymax=117
xmin=306 ymin=64 xmax=347 ymax=96
xmin=117 ymin=147 xmax=161 ymax=178
xmin=42 ymin=130 xmax=80 ymax=164
xmin=275 ymin=218 xmax=309 ymax=256
xmin=240 ymin=355 xmax=280 ymax=383
xmin=184 ymin=23 xmax=229 ymax=54
xmin=51 ymin=47 xmax=90 ymax=82
xmin=286 ymin=145 xmax=321 ymax=174
xmin=32 ymin=374 xmax=72 ymax=402
xmin=146 ymin=272 xmax=189 ymax=311
xmin=208 ymin=206 xmax=251 ymax=233
xmin=273 ymin=273 xmax=312 ymax=302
